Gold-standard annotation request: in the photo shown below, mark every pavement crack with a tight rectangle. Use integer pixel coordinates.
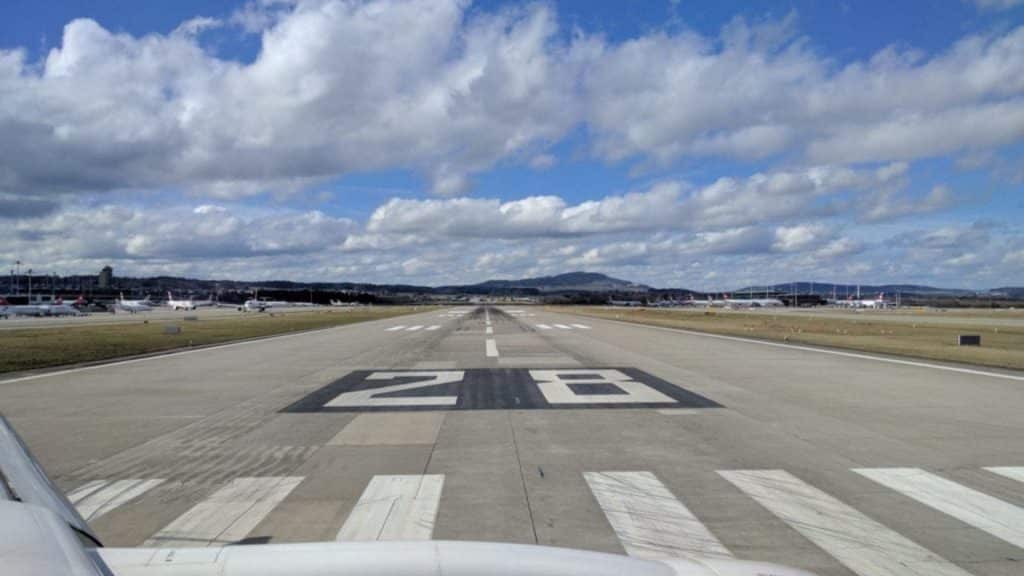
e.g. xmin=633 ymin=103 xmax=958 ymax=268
xmin=508 ymin=411 xmax=539 ymax=544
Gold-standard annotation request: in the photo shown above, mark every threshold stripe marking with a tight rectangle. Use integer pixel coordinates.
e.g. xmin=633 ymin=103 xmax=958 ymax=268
xmin=385 ymin=326 xmax=406 ymax=331
xmin=585 ymin=471 xmax=731 ymax=560
xmin=720 ymin=469 xmax=971 ymax=576
xmin=986 ymin=467 xmax=1024 ymax=484
xmin=406 ymin=325 xmax=424 ymax=331
xmin=571 ymin=324 xmax=591 ymax=329
xmin=536 ymin=324 xmax=552 ymax=330
xmin=592 ymin=317 xmax=1024 ymax=382
xmin=144 ymin=476 xmax=303 ymax=548
xmin=486 ymin=339 xmax=499 ymax=357
xmin=855 ymin=467 xmax=1024 ymax=548
xmin=336 ymin=474 xmax=444 ymax=541
xmin=554 ymin=324 xmax=572 ymax=330
xmin=69 ymin=478 xmax=165 ymax=521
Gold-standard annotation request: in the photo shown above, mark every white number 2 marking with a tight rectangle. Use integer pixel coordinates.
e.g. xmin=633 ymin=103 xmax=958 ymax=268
xmin=325 ymin=371 xmax=465 ymax=407
xmin=529 ymin=369 xmax=676 ymax=404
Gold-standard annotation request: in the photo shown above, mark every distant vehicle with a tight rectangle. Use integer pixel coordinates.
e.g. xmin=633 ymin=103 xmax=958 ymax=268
xmin=166 ymin=292 xmax=197 ymax=311
xmin=608 ymin=299 xmax=643 ymax=307
xmin=242 ymin=299 xmax=292 ymax=312
xmin=0 ymin=415 xmax=813 ymax=576
xmin=0 ymin=297 xmax=44 ymax=317
xmin=836 ymin=292 xmax=887 ymax=309
xmin=330 ymin=300 xmax=364 ymax=307
xmin=38 ymin=296 xmax=86 ymax=316
xmin=115 ymin=292 xmax=153 ymax=313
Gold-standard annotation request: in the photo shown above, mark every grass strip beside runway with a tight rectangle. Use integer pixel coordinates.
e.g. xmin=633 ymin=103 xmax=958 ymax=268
xmin=0 ymin=307 xmax=423 ymax=374
xmin=554 ymin=306 xmax=1024 ymax=370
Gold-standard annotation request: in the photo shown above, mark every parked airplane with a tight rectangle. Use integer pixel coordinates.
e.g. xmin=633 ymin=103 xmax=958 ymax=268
xmin=166 ymin=292 xmax=197 ymax=311
xmin=837 ymin=292 xmax=887 ymax=309
xmin=38 ymin=296 xmax=86 ymax=316
xmin=0 ymin=415 xmax=812 ymax=576
xmin=0 ymin=297 xmax=44 ymax=318
xmin=115 ymin=293 xmax=153 ymax=313
xmin=607 ymin=298 xmax=643 ymax=307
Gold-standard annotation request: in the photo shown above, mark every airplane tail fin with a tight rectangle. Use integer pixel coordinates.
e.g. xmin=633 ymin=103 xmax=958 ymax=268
xmin=0 ymin=415 xmax=100 ymax=546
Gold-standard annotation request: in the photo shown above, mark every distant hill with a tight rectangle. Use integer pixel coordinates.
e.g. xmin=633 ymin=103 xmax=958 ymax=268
xmin=457 ymin=272 xmax=650 ymax=293
xmin=734 ymin=282 xmax=982 ymax=297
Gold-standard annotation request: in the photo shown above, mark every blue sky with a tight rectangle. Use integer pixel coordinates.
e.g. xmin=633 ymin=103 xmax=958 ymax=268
xmin=1 ymin=0 xmax=1023 ymax=288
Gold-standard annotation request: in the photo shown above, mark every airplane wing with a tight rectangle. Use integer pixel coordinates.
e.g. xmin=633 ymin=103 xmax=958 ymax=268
xmin=0 ymin=415 xmax=815 ymax=576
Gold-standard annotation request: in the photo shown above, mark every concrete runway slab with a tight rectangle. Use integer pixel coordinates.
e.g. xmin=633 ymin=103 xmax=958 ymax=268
xmin=2 ymin=305 xmax=1022 ymax=576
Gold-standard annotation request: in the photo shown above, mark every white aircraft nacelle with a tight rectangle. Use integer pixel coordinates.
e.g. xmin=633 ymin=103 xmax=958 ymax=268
xmin=94 ymin=540 xmax=813 ymax=576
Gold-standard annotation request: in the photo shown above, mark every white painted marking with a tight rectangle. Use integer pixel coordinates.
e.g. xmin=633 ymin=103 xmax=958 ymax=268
xmin=144 ymin=476 xmax=303 ymax=548
xmin=385 ymin=325 xmax=406 ymax=331
xmin=986 ymin=467 xmax=1024 ymax=484
xmin=425 ymin=325 xmax=440 ymax=331
xmin=571 ymin=324 xmax=591 ymax=329
xmin=486 ymin=338 xmax=499 ymax=357
xmin=530 ymin=369 xmax=675 ymax=404
xmin=855 ymin=467 xmax=1024 ymax=549
xmin=326 ymin=371 xmax=463 ymax=407
xmin=554 ymin=324 xmax=572 ymax=330
xmin=486 ymin=326 xmax=493 ymax=335
xmin=594 ymin=317 xmax=1024 ymax=382
xmin=720 ymin=469 xmax=972 ymax=576
xmin=656 ymin=408 xmax=702 ymax=415
xmin=69 ymin=478 xmax=165 ymax=521
xmin=535 ymin=324 xmax=552 ymax=330
xmin=585 ymin=471 xmax=731 ymax=560
xmin=337 ymin=475 xmax=444 ymax=541
xmin=405 ymin=325 xmax=424 ymax=331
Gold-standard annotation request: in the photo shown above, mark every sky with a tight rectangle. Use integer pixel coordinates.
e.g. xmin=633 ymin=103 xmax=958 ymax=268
xmin=1 ymin=0 xmax=1023 ymax=289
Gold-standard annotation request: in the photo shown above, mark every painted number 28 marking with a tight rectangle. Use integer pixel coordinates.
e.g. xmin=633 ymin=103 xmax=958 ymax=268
xmin=324 ymin=369 xmax=676 ymax=407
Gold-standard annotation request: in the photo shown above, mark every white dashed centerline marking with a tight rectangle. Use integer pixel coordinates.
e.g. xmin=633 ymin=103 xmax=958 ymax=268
xmin=554 ymin=324 xmax=572 ymax=330
xmin=486 ymin=338 xmax=499 ymax=357
xmin=571 ymin=324 xmax=591 ymax=329
xmin=337 ymin=475 xmax=444 ymax=541
xmin=486 ymin=326 xmax=493 ymax=334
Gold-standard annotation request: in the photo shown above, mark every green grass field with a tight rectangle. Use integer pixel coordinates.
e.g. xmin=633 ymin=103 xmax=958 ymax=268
xmin=0 ymin=307 xmax=424 ymax=374
xmin=553 ymin=306 xmax=1024 ymax=371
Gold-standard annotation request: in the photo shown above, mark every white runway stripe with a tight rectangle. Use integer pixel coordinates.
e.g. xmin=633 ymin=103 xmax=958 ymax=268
xmin=68 ymin=478 xmax=165 ymax=521
xmin=855 ymin=467 xmax=1024 ymax=549
xmin=535 ymin=324 xmax=552 ymax=330
xmin=720 ymin=470 xmax=971 ymax=576
xmin=571 ymin=324 xmax=591 ymax=329
xmin=986 ymin=466 xmax=1024 ymax=484
xmin=554 ymin=324 xmax=572 ymax=330
xmin=144 ymin=476 xmax=303 ymax=548
xmin=486 ymin=338 xmax=499 ymax=357
xmin=425 ymin=325 xmax=440 ymax=331
xmin=486 ymin=326 xmax=493 ymax=334
xmin=385 ymin=325 xmax=406 ymax=331
xmin=584 ymin=471 xmax=731 ymax=560
xmin=406 ymin=325 xmax=424 ymax=331
xmin=337 ymin=475 xmax=444 ymax=541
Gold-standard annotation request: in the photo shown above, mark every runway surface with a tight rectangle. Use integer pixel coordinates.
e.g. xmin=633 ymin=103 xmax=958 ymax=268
xmin=1 ymin=306 xmax=1021 ymax=576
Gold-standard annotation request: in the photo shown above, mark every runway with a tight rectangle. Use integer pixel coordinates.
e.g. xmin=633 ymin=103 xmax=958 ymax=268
xmin=1 ymin=306 xmax=1021 ymax=576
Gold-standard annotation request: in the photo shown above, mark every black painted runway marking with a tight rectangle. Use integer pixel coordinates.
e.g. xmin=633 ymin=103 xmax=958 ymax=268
xmin=282 ymin=368 xmax=721 ymax=412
